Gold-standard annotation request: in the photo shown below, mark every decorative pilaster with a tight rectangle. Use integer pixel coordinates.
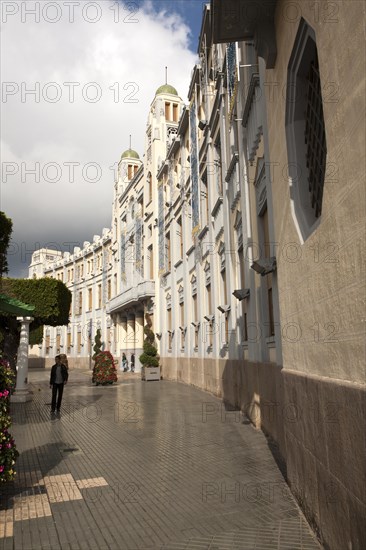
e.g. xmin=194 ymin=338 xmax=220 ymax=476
xmin=134 ymin=312 xmax=144 ymax=373
xmin=11 ymin=317 xmax=34 ymax=403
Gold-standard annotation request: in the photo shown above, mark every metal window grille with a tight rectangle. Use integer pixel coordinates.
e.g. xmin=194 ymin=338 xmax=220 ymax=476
xmin=304 ymin=54 xmax=327 ymax=218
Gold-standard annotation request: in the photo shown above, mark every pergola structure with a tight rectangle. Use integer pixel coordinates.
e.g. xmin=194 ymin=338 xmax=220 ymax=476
xmin=0 ymin=294 xmax=35 ymax=403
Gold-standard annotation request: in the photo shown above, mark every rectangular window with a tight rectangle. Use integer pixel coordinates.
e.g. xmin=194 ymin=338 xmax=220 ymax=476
xmin=238 ymin=249 xmax=248 ymax=341
xmin=148 ymin=245 xmax=154 ymax=279
xmin=193 ymin=294 xmax=198 ymax=322
xmin=167 ymin=308 xmax=172 ymax=350
xmin=107 ymin=279 xmax=111 ymax=300
xmin=128 ymin=164 xmax=133 ymax=179
xmin=165 ymin=102 xmax=171 ymax=120
xmin=177 ymin=217 xmax=183 ymax=259
xmin=221 ymin=270 xmax=227 ymax=305
xmin=78 ymin=291 xmax=82 ymax=315
xmin=98 ymin=285 xmax=102 ymax=308
xmin=180 ymin=302 xmax=184 ymax=349
xmin=67 ymin=332 xmax=72 ymax=354
xmin=165 ymin=232 xmax=171 ymax=271
xmin=88 ymin=288 xmax=92 ymax=310
xmin=261 ymin=208 xmax=275 ymax=337
xmin=173 ymin=103 xmax=178 ymax=122
xmin=77 ymin=332 xmax=82 ymax=354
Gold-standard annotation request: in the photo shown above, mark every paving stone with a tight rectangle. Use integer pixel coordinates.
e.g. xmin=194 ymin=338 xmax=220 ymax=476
xmin=0 ymin=369 xmax=323 ymax=549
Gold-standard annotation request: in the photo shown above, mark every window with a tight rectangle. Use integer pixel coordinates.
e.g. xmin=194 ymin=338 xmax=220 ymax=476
xmin=165 ymin=232 xmax=171 ymax=271
xmin=238 ymin=249 xmax=248 ymax=341
xmin=77 ymin=331 xmax=82 ymax=354
xmin=107 ymin=279 xmax=111 ymax=300
xmin=173 ymin=103 xmax=178 ymax=122
xmin=128 ymin=164 xmax=133 ymax=179
xmin=206 ymin=284 xmax=213 ymax=347
xmin=177 ymin=217 xmax=183 ymax=259
xmin=56 ymin=333 xmax=61 ymax=354
xmin=78 ymin=291 xmax=82 ymax=315
xmin=180 ymin=302 xmax=185 ymax=349
xmin=201 ymin=172 xmax=209 ymax=226
xmin=221 ymin=270 xmax=227 ymax=305
xmin=67 ymin=332 xmax=72 ymax=354
xmin=165 ymin=102 xmax=170 ymax=120
xmin=261 ymin=208 xmax=275 ymax=337
xmin=148 ymin=245 xmax=154 ymax=278
xmin=88 ymin=288 xmax=92 ymax=310
xmin=148 ymin=172 xmax=153 ymax=202
xmin=98 ymin=285 xmax=102 ymax=308
xmin=167 ymin=308 xmax=172 ymax=350
xmin=286 ymin=18 xmax=327 ymax=242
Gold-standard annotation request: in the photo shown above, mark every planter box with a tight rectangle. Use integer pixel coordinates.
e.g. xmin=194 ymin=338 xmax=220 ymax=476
xmin=141 ymin=366 xmax=160 ymax=381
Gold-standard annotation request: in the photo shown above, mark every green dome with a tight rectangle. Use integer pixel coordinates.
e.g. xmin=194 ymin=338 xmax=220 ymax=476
xmin=155 ymin=84 xmax=178 ymax=96
xmin=121 ymin=149 xmax=140 ymax=160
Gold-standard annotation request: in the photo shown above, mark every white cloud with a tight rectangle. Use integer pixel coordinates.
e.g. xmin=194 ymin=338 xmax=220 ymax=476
xmin=1 ymin=0 xmax=197 ymax=276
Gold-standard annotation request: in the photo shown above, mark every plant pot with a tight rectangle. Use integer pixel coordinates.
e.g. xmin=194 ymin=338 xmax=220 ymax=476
xmin=144 ymin=366 xmax=160 ymax=381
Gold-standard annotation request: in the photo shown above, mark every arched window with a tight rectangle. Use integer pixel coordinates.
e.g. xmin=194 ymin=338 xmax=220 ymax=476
xmin=285 ymin=18 xmax=327 ymax=242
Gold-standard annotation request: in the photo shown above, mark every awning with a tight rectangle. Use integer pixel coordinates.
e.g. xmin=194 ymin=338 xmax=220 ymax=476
xmin=0 ymin=293 xmax=35 ymax=316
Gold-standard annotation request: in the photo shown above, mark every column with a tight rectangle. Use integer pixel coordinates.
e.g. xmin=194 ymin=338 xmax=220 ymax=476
xmin=119 ymin=315 xmax=128 ymax=366
xmin=126 ymin=313 xmax=135 ymax=365
xmin=134 ymin=311 xmax=144 ymax=373
xmin=11 ymin=317 xmax=34 ymax=403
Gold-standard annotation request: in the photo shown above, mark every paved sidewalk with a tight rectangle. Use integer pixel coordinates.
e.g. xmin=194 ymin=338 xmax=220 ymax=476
xmin=1 ymin=368 xmax=322 ymax=550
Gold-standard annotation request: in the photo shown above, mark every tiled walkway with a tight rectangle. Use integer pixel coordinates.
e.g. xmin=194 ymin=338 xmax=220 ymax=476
xmin=0 ymin=369 xmax=322 ymax=549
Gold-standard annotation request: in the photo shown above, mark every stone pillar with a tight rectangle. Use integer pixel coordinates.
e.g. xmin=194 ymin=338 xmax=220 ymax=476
xmin=134 ymin=311 xmax=144 ymax=373
xmin=11 ymin=317 xmax=34 ymax=403
xmin=126 ymin=313 xmax=135 ymax=365
xmin=119 ymin=315 xmax=128 ymax=368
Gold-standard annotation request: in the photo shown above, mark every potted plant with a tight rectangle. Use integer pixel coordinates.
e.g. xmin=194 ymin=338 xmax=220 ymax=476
xmin=139 ymin=314 xmax=160 ymax=381
xmin=92 ymin=329 xmax=102 ymax=383
xmin=92 ymin=351 xmax=118 ymax=386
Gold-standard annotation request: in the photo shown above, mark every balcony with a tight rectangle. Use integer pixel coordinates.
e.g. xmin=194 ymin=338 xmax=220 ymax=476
xmin=211 ymin=0 xmax=277 ymax=68
xmin=107 ymin=280 xmax=155 ymax=314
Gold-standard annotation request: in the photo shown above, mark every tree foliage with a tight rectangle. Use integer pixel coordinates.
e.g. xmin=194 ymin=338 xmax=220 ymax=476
xmin=0 ymin=278 xmax=71 ymax=369
xmin=0 ymin=212 xmax=13 ymax=281
xmin=139 ymin=314 xmax=159 ymax=368
xmin=92 ymin=328 xmax=102 ymax=360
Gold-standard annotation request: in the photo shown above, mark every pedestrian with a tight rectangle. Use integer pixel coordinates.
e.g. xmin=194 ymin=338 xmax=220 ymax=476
xmin=121 ymin=352 xmax=128 ymax=372
xmin=50 ymin=355 xmax=68 ymax=414
xmin=130 ymin=353 xmax=135 ymax=372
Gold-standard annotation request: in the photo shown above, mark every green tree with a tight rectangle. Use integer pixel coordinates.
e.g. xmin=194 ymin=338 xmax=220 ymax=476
xmin=92 ymin=328 xmax=102 ymax=360
xmin=0 ymin=212 xmax=13 ymax=284
xmin=0 ymin=278 xmax=71 ymax=370
xmin=139 ymin=313 xmax=159 ymax=368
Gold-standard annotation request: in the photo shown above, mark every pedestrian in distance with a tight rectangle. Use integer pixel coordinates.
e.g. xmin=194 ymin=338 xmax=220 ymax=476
xmin=121 ymin=352 xmax=128 ymax=372
xmin=50 ymin=355 xmax=68 ymax=415
xmin=131 ymin=353 xmax=135 ymax=372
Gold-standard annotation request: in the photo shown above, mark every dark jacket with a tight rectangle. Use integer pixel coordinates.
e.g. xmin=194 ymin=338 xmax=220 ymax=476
xmin=50 ymin=363 xmax=69 ymax=385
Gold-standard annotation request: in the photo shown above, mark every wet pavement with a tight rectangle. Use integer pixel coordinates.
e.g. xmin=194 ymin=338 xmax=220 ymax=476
xmin=0 ymin=368 xmax=322 ymax=549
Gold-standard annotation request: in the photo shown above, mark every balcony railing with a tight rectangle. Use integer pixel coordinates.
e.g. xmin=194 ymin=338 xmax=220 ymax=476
xmin=107 ymin=280 xmax=155 ymax=313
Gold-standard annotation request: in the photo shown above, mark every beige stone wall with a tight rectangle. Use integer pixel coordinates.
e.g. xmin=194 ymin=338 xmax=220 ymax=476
xmin=263 ymin=3 xmax=366 ymax=548
xmin=267 ymin=0 xmax=366 ymax=384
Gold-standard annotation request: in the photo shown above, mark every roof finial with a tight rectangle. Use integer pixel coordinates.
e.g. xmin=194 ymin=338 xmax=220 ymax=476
xmin=129 ymin=134 xmax=131 ymax=150
xmin=165 ymin=66 xmax=168 ymax=85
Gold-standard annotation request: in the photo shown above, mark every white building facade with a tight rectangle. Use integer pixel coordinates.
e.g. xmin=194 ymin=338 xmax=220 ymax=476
xmin=29 ymin=3 xmax=365 ymax=549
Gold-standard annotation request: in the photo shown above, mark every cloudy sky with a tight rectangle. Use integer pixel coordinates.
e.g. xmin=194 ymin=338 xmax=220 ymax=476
xmin=1 ymin=0 xmax=204 ymax=277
